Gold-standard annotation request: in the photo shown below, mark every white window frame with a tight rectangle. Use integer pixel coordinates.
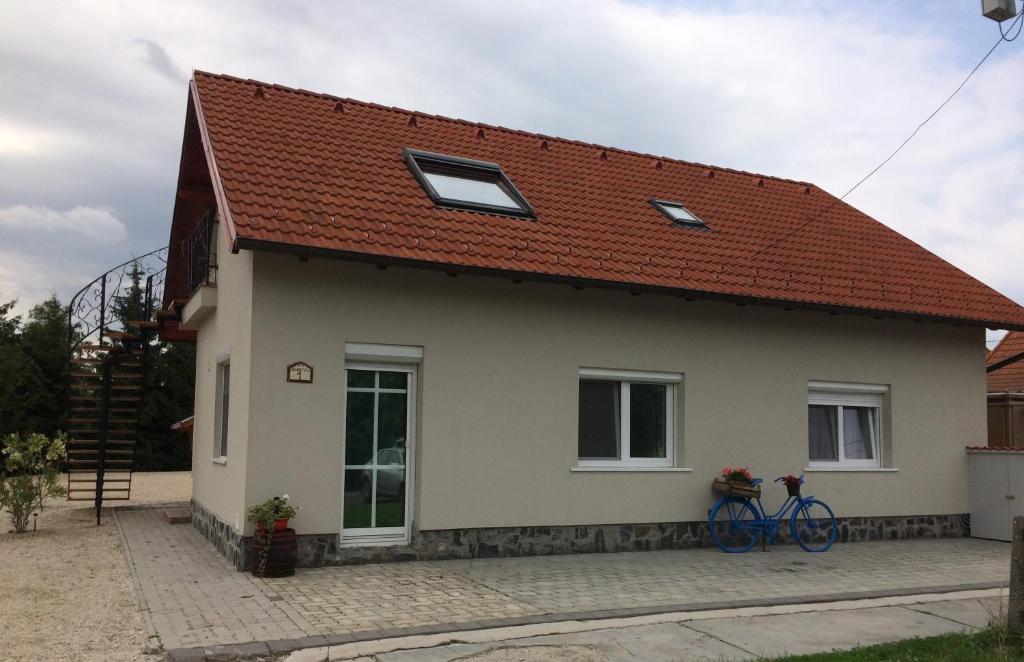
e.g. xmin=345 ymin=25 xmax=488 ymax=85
xmin=577 ymin=368 xmax=679 ymax=469
xmin=340 ymin=343 xmax=422 ymax=548
xmin=213 ymin=356 xmax=230 ymax=461
xmin=808 ymin=381 xmax=886 ymax=469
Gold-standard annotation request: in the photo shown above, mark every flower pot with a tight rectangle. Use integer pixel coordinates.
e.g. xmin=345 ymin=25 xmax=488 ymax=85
xmin=273 ymin=518 xmax=289 ymax=532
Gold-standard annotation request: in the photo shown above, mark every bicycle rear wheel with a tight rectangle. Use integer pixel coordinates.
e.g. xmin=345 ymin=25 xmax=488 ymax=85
xmin=790 ymin=498 xmax=837 ymax=552
xmin=708 ymin=496 xmax=759 ymax=553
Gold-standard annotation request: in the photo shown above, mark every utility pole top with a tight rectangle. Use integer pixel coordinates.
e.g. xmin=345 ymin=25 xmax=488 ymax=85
xmin=982 ymin=0 xmax=1018 ymax=22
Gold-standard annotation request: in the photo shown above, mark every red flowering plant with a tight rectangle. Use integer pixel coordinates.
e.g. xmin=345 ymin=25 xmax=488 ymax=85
xmin=720 ymin=466 xmax=753 ymax=484
xmin=781 ymin=474 xmax=802 ymax=497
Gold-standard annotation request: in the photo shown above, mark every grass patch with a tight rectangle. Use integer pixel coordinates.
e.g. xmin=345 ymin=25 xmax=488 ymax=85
xmin=772 ymin=627 xmax=1024 ymax=661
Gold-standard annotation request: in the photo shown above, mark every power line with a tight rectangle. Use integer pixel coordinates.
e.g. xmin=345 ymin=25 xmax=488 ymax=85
xmin=750 ymin=8 xmax=1024 ymax=263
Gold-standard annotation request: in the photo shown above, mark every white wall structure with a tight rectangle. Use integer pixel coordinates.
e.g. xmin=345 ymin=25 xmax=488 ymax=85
xmin=184 ymin=250 xmax=985 ymax=541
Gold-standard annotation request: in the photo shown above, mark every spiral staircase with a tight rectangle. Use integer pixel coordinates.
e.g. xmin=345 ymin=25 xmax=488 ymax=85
xmin=66 ymin=212 xmax=212 ymax=523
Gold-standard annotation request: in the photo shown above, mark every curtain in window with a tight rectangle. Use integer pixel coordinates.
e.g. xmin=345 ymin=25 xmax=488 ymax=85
xmin=808 ymin=404 xmax=837 ymax=461
xmin=842 ymin=407 xmax=875 ymax=459
xmin=630 ymin=383 xmax=666 ymax=458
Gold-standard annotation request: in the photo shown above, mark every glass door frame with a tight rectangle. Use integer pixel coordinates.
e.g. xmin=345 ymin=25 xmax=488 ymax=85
xmin=340 ymin=361 xmax=416 ymax=547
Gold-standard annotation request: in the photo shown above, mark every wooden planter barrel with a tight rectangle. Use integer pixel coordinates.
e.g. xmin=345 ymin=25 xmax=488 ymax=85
xmin=249 ymin=527 xmax=297 ymax=578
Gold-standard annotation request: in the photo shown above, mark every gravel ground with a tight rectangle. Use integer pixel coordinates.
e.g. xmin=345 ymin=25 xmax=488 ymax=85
xmin=0 ymin=471 xmax=191 ymax=662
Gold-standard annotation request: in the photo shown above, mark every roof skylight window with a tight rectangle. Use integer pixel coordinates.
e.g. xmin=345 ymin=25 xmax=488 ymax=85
xmin=405 ymin=149 xmax=533 ymax=217
xmin=650 ymin=199 xmax=706 ymax=228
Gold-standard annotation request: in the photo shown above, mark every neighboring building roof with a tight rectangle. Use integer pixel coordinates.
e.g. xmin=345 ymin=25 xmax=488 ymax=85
xmin=176 ymin=71 xmax=1024 ymax=329
xmin=988 ymin=332 xmax=1024 ymax=393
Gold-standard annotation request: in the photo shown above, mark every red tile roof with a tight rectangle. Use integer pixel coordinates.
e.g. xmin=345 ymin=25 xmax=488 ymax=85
xmin=186 ymin=71 xmax=1024 ymax=329
xmin=988 ymin=332 xmax=1024 ymax=392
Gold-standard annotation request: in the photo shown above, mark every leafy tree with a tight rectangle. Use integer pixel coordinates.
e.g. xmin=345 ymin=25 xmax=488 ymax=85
xmin=20 ymin=295 xmax=69 ymax=436
xmin=0 ymin=344 xmax=44 ymax=435
xmin=0 ymin=297 xmax=19 ymax=344
xmin=0 ymin=295 xmax=44 ymax=435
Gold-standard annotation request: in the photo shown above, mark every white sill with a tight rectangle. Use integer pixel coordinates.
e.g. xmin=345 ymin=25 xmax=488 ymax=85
xmin=212 ymin=456 xmax=227 ymax=465
xmin=571 ymin=466 xmax=694 ymax=473
xmin=339 ymin=536 xmax=409 ymax=548
xmin=804 ymin=466 xmax=898 ymax=473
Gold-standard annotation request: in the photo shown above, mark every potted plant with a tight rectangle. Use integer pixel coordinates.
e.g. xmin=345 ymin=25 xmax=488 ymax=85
xmin=711 ymin=466 xmax=760 ymax=498
xmin=247 ymin=494 xmax=297 ymax=533
xmin=781 ymin=474 xmax=802 ymax=497
xmin=246 ymin=495 xmax=298 ymax=577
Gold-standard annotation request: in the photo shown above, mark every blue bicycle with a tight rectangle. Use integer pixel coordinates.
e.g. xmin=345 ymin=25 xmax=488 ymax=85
xmin=708 ymin=475 xmax=837 ymax=553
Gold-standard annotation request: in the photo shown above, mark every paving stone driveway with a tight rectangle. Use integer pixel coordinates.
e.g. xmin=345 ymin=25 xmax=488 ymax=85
xmin=116 ymin=508 xmax=1009 ymax=652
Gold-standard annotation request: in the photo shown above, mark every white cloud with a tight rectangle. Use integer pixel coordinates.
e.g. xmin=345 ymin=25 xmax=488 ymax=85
xmin=0 ymin=1 xmax=1022 ymax=316
xmin=0 ymin=205 xmax=126 ymax=242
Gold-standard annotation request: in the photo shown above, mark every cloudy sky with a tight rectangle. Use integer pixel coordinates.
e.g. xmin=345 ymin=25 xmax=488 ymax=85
xmin=1 ymin=1 xmax=1022 ymax=345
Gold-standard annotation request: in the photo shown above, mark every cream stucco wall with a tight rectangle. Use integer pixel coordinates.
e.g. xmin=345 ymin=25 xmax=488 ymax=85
xmin=187 ymin=224 xmax=253 ymax=532
xmin=219 ymin=252 xmax=988 ymax=536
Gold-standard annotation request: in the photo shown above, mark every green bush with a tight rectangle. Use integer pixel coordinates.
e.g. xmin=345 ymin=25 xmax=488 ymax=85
xmin=0 ymin=432 xmax=67 ymax=533
xmin=246 ymin=494 xmax=298 ymax=530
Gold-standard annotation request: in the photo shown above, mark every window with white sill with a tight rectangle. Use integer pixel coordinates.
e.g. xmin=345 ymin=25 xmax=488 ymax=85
xmin=808 ymin=382 xmax=887 ymax=468
xmin=577 ymin=369 xmax=680 ymax=468
xmin=214 ymin=360 xmax=230 ymax=459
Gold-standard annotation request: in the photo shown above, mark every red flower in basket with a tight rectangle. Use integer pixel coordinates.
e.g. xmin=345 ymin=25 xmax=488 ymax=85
xmin=781 ymin=475 xmax=801 ymax=488
xmin=721 ymin=466 xmax=753 ymax=484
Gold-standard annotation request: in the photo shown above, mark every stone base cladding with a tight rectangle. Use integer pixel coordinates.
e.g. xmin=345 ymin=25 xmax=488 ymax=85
xmin=189 ymin=508 xmax=969 ymax=569
xmin=290 ymin=513 xmax=970 ymax=567
xmin=191 ymin=500 xmax=247 ymax=570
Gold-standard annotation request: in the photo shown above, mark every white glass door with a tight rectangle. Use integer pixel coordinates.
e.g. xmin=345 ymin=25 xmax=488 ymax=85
xmin=342 ymin=365 xmax=413 ymax=544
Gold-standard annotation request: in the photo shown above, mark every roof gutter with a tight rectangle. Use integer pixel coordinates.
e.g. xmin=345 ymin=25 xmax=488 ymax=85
xmin=989 ymin=350 xmax=1024 ymax=373
xmin=233 ymin=236 xmax=1024 ymax=332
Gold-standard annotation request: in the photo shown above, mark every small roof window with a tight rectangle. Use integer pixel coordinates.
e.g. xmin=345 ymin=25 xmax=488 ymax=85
xmin=650 ymin=199 xmax=706 ymax=228
xmin=405 ymin=149 xmax=533 ymax=217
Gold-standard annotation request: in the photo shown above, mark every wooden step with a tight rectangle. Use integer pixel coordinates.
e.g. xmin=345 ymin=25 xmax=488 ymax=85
xmin=68 ymin=421 xmax=137 ymax=428
xmin=68 ymin=440 xmax=136 ymax=446
xmin=126 ymin=320 xmax=161 ymax=330
xmin=68 ymin=449 xmax=134 ymax=456
xmin=103 ymin=331 xmax=140 ymax=340
xmin=71 ymin=372 xmax=142 ymax=379
xmin=68 ymin=468 xmax=132 ymax=474
xmin=67 ymin=459 xmax=133 ymax=466
xmin=68 ymin=497 xmax=130 ymax=501
xmin=71 ymin=395 xmax=141 ymax=403
xmin=71 ymin=384 xmax=142 ymax=393
xmin=79 ymin=342 xmax=142 ymax=353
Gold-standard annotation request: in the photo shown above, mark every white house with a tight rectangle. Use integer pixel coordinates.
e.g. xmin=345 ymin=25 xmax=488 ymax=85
xmin=160 ymin=72 xmax=1024 ymax=568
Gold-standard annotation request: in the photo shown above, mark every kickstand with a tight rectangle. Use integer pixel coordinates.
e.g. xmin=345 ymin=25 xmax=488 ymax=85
xmin=761 ymin=534 xmax=767 ymax=552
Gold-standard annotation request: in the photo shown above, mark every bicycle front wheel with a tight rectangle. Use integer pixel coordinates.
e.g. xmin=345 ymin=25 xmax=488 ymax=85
xmin=708 ymin=496 xmax=759 ymax=553
xmin=790 ymin=498 xmax=837 ymax=552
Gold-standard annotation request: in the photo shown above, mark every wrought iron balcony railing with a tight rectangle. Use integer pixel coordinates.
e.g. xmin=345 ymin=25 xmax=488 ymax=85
xmin=186 ymin=209 xmax=218 ymax=296
xmin=67 ymin=246 xmax=169 ymax=352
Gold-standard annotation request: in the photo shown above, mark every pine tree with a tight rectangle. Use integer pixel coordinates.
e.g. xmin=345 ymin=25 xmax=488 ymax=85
xmin=110 ymin=262 xmax=147 ymax=330
xmin=136 ymin=342 xmax=195 ymax=470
